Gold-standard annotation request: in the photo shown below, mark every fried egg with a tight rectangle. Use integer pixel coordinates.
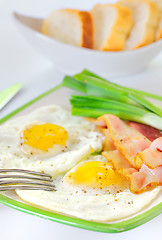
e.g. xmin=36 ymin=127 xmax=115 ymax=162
xmin=16 ymin=155 xmax=161 ymax=222
xmin=63 ymin=160 xmax=129 ymax=194
xmin=0 ymin=105 xmax=104 ymax=175
xmin=0 ymin=105 xmax=161 ymax=222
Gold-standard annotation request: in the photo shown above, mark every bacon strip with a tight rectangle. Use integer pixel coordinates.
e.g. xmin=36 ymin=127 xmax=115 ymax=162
xmin=119 ymin=164 xmax=162 ymax=193
xmin=128 ymin=122 xmax=162 ymax=142
xmin=97 ymin=115 xmax=162 ymax=193
xmin=102 ymin=150 xmax=132 ymax=169
xmin=150 ymin=137 xmax=162 ymax=151
xmin=101 ymin=128 xmax=116 ymax=151
xmin=135 ymin=137 xmax=162 ymax=169
xmin=98 ymin=114 xmax=151 ymax=168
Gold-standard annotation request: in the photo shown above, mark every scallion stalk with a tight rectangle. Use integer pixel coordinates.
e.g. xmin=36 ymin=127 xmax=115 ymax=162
xmin=63 ymin=76 xmax=86 ymax=93
xmin=70 ymin=96 xmax=162 ymax=130
xmin=71 ymin=106 xmax=162 ymax=130
xmin=79 ymin=69 xmax=162 ymax=101
xmin=62 ymin=70 xmax=162 ymax=129
xmin=129 ymin=93 xmax=162 ymax=117
xmin=64 ymin=74 xmax=136 ymax=105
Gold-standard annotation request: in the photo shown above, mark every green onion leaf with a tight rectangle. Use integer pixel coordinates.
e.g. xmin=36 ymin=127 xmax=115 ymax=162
xmin=129 ymin=93 xmax=162 ymax=117
xmin=79 ymin=69 xmax=162 ymax=101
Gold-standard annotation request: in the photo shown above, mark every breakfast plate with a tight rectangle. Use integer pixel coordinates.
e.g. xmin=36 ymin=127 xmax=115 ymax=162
xmin=0 ymin=84 xmax=161 ymax=233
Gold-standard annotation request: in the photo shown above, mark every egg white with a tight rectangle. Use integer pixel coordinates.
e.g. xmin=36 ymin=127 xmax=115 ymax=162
xmin=0 ymin=105 xmax=104 ymax=175
xmin=16 ymin=155 xmax=161 ymax=222
xmin=16 ymin=186 xmax=161 ymax=222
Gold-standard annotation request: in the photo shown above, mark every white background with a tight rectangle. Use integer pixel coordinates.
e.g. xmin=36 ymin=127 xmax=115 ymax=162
xmin=0 ymin=0 xmax=162 ymax=239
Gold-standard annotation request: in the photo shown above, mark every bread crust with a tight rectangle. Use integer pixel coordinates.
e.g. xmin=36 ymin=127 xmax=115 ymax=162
xmin=135 ymin=0 xmax=160 ymax=48
xmin=156 ymin=17 xmax=162 ymax=39
xmin=91 ymin=4 xmax=133 ymax=51
xmin=42 ymin=9 xmax=93 ymax=49
xmin=118 ymin=0 xmax=160 ymax=49
xmin=102 ymin=4 xmax=133 ymax=51
xmin=150 ymin=0 xmax=162 ymax=39
xmin=78 ymin=11 xmax=94 ymax=49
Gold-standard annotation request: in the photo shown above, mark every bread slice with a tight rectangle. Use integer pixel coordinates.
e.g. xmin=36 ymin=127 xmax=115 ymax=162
xmin=156 ymin=18 xmax=162 ymax=39
xmin=42 ymin=9 xmax=93 ymax=49
xmin=118 ymin=0 xmax=160 ymax=49
xmin=150 ymin=0 xmax=162 ymax=39
xmin=91 ymin=4 xmax=133 ymax=51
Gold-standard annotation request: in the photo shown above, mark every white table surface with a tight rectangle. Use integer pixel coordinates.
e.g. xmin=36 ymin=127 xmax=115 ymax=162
xmin=0 ymin=0 xmax=162 ymax=239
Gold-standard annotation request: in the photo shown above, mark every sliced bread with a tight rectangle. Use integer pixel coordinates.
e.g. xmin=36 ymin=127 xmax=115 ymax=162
xmin=42 ymin=9 xmax=93 ymax=49
xmin=150 ymin=0 xmax=162 ymax=39
xmin=118 ymin=0 xmax=160 ymax=49
xmin=91 ymin=4 xmax=133 ymax=51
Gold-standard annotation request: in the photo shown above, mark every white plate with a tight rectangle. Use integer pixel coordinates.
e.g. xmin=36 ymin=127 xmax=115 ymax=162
xmin=0 ymin=86 xmax=161 ymax=233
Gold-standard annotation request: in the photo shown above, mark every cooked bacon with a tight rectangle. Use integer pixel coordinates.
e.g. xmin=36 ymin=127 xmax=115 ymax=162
xmin=98 ymin=115 xmax=162 ymax=193
xmin=150 ymin=137 xmax=162 ymax=151
xmin=119 ymin=164 xmax=162 ymax=193
xmin=141 ymin=164 xmax=162 ymax=183
xmin=128 ymin=122 xmax=162 ymax=141
xmin=135 ymin=137 xmax=162 ymax=169
xmin=101 ymin=128 xmax=116 ymax=151
xmin=135 ymin=149 xmax=162 ymax=169
xmin=119 ymin=168 xmax=145 ymax=193
xmin=96 ymin=114 xmax=162 ymax=193
xmin=102 ymin=150 xmax=132 ymax=169
xmin=98 ymin=114 xmax=151 ymax=168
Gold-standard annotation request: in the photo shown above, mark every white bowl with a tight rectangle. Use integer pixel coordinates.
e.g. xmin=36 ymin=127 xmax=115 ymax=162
xmin=13 ymin=12 xmax=162 ymax=77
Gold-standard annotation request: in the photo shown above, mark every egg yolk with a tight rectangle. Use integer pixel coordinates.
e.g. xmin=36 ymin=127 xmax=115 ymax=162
xmin=23 ymin=123 xmax=68 ymax=151
xmin=65 ymin=161 xmax=127 ymax=189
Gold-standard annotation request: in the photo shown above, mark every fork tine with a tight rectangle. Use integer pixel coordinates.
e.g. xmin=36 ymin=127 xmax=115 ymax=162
xmin=0 ymin=175 xmax=53 ymax=182
xmin=0 ymin=168 xmax=56 ymax=191
xmin=0 ymin=169 xmax=51 ymax=178
xmin=0 ymin=180 xmax=56 ymax=191
xmin=0 ymin=185 xmax=55 ymax=191
xmin=0 ymin=179 xmax=55 ymax=188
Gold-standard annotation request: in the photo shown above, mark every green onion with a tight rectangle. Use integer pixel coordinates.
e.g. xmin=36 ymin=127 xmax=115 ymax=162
xmin=64 ymin=74 xmax=136 ymax=105
xmin=63 ymin=76 xmax=86 ymax=93
xmin=63 ymin=71 xmax=162 ymax=116
xmin=62 ymin=70 xmax=162 ymax=130
xmin=129 ymin=93 xmax=162 ymax=117
xmin=79 ymin=69 xmax=162 ymax=101
xmin=70 ymin=96 xmax=143 ymax=113
xmin=72 ymin=107 xmax=162 ymax=130
xmin=71 ymin=95 xmax=162 ymax=130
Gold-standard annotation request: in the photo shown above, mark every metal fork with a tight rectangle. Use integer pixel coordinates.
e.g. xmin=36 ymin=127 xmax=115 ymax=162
xmin=0 ymin=169 xmax=56 ymax=191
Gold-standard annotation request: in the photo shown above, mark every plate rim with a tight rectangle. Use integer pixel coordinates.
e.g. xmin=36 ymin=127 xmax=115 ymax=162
xmin=0 ymin=84 xmax=161 ymax=233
